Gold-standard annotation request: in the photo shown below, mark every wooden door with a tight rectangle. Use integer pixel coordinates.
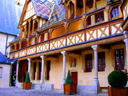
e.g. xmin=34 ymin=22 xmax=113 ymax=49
xmin=71 ymin=72 xmax=78 ymax=85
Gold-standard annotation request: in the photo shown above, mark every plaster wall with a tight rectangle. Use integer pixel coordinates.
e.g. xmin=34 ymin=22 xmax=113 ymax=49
xmin=0 ymin=64 xmax=11 ymax=87
xmin=52 ymin=27 xmax=65 ymax=38
xmin=96 ymin=0 xmax=107 ymax=9
xmin=42 ymin=43 xmax=126 ymax=90
xmin=0 ymin=33 xmax=15 ymax=57
xmin=68 ymin=20 xmax=84 ymax=33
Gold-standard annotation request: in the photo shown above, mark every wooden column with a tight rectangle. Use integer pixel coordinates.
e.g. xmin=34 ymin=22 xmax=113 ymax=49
xmin=14 ymin=43 xmax=17 ymax=50
xmin=25 ymin=23 xmax=27 ymax=38
xmin=38 ymin=18 xmax=40 ymax=30
xmin=27 ymin=38 xmax=30 ymax=46
xmin=19 ymin=42 xmax=21 ymax=49
xmin=74 ymin=0 xmax=77 ymax=17
xmin=65 ymin=6 xmax=68 ymax=20
xmin=20 ymin=28 xmax=22 ymax=40
xmin=33 ymin=20 xmax=35 ymax=34
xmin=93 ymin=0 xmax=97 ymax=10
xmin=28 ymin=19 xmax=30 ymax=37
xmin=48 ymin=28 xmax=52 ymax=39
xmin=83 ymin=0 xmax=86 ymax=14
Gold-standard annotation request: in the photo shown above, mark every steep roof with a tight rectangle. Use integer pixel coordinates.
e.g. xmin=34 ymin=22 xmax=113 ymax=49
xmin=33 ymin=0 xmax=54 ymax=19
xmin=0 ymin=52 xmax=11 ymax=64
xmin=0 ymin=0 xmax=25 ymax=36
xmin=18 ymin=0 xmax=65 ymax=29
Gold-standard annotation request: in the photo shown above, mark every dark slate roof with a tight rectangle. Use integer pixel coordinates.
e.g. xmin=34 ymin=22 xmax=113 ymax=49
xmin=0 ymin=0 xmax=25 ymax=35
xmin=0 ymin=52 xmax=11 ymax=64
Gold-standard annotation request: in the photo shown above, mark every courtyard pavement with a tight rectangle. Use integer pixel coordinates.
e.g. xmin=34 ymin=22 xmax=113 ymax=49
xmin=0 ymin=87 xmax=108 ymax=96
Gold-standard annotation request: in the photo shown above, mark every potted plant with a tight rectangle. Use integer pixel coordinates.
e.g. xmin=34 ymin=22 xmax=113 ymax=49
xmin=23 ymin=72 xmax=32 ymax=89
xmin=108 ymin=70 xmax=128 ymax=96
xmin=64 ymin=70 xmax=77 ymax=95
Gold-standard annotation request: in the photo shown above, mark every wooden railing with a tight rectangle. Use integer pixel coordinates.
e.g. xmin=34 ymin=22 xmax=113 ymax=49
xmin=10 ymin=19 xmax=123 ymax=59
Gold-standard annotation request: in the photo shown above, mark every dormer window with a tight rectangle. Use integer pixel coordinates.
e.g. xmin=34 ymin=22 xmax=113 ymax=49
xmin=111 ymin=7 xmax=119 ymax=18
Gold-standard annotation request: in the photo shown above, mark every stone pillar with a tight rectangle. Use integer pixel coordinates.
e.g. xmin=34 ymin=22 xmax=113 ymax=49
xmin=27 ymin=58 xmax=31 ymax=80
xmin=91 ymin=45 xmax=100 ymax=93
xmin=16 ymin=61 xmax=19 ymax=86
xmin=40 ymin=55 xmax=45 ymax=84
xmin=124 ymin=31 xmax=128 ymax=72
xmin=61 ymin=51 xmax=67 ymax=89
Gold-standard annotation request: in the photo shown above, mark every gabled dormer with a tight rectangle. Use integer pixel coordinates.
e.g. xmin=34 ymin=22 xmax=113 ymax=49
xmin=18 ymin=0 xmax=53 ymax=40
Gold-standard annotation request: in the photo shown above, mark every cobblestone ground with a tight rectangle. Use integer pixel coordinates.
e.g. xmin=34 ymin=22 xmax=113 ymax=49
xmin=0 ymin=87 xmax=108 ymax=96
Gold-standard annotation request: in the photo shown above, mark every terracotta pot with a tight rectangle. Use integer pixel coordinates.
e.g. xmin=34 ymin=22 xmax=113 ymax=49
xmin=108 ymin=86 xmax=128 ymax=96
xmin=64 ymin=84 xmax=77 ymax=95
xmin=23 ymin=82 xmax=32 ymax=89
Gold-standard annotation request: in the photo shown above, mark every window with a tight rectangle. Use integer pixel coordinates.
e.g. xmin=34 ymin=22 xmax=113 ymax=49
xmin=98 ymin=52 xmax=105 ymax=71
xmin=115 ymin=49 xmax=125 ymax=70
xmin=111 ymin=7 xmax=119 ymax=18
xmin=95 ymin=12 xmax=104 ymax=23
xmin=0 ymin=67 xmax=2 ymax=78
xmin=41 ymin=34 xmax=44 ymax=42
xmin=46 ymin=60 xmax=50 ymax=80
xmin=85 ymin=54 xmax=92 ymax=72
xmin=87 ymin=16 xmax=91 ymax=26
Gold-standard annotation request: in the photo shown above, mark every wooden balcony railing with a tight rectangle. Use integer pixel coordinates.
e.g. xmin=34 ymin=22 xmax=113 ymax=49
xmin=10 ymin=19 xmax=123 ymax=59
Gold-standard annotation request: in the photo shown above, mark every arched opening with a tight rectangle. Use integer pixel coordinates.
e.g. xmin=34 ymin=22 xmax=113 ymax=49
xmin=68 ymin=20 xmax=84 ymax=33
xmin=111 ymin=6 xmax=120 ymax=18
xmin=86 ymin=16 xmax=91 ymax=26
xmin=77 ymin=0 xmax=84 ymax=16
xmin=67 ymin=2 xmax=74 ymax=20
xmin=52 ymin=27 xmax=65 ymax=38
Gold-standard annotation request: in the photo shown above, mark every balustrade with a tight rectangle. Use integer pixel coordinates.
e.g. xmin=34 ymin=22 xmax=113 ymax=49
xmin=10 ymin=19 xmax=123 ymax=59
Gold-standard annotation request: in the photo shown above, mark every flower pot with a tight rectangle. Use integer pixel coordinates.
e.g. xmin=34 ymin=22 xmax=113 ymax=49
xmin=108 ymin=86 xmax=128 ymax=96
xmin=64 ymin=84 xmax=77 ymax=95
xmin=23 ymin=82 xmax=32 ymax=89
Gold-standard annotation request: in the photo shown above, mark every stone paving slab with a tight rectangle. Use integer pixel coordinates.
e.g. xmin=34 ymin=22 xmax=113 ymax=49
xmin=0 ymin=87 xmax=108 ymax=96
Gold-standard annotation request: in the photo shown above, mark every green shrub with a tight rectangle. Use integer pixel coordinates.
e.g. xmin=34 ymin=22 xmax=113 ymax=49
xmin=25 ymin=73 xmax=30 ymax=83
xmin=66 ymin=70 xmax=74 ymax=84
xmin=108 ymin=70 xmax=127 ymax=87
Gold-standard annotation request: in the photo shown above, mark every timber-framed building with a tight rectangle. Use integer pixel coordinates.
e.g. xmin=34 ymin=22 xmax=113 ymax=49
xmin=9 ymin=0 xmax=128 ymax=94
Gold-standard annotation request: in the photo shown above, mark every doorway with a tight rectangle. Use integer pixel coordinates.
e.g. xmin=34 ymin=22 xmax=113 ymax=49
xmin=71 ymin=72 xmax=78 ymax=85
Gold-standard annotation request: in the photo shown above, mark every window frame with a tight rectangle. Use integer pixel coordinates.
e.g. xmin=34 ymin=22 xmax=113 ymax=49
xmin=111 ymin=6 xmax=119 ymax=18
xmin=0 ymin=67 xmax=3 ymax=78
xmin=95 ymin=11 xmax=104 ymax=23
xmin=115 ymin=49 xmax=125 ymax=70
xmin=85 ymin=54 xmax=93 ymax=72
xmin=98 ymin=52 xmax=105 ymax=71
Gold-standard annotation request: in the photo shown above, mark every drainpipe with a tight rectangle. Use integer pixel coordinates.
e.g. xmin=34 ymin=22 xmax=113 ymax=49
xmin=9 ymin=62 xmax=13 ymax=86
xmin=5 ymin=34 xmax=8 ymax=56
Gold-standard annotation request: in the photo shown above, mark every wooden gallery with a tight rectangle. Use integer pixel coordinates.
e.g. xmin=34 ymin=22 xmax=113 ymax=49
xmin=9 ymin=0 xmax=128 ymax=94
